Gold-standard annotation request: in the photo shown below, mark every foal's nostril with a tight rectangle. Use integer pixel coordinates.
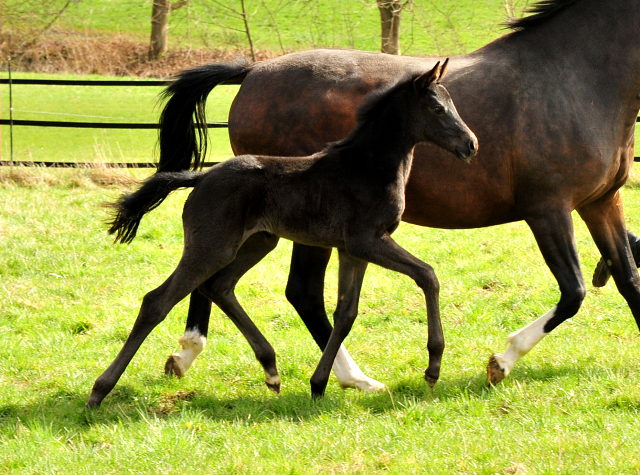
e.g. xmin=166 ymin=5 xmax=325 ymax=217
xmin=468 ymin=139 xmax=477 ymax=153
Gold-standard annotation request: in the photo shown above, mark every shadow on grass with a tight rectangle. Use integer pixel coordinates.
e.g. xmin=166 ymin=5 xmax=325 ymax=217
xmin=0 ymin=362 xmax=611 ymax=435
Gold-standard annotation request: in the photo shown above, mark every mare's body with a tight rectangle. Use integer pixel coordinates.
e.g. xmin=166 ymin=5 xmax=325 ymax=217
xmin=159 ymin=0 xmax=640 ymax=386
xmin=87 ymin=66 xmax=477 ymax=407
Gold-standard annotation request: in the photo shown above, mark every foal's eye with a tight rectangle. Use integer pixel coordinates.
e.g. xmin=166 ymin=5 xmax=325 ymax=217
xmin=432 ymin=105 xmax=445 ymax=115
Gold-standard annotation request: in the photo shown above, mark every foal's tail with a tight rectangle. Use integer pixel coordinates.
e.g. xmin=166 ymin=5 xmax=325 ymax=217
xmin=157 ymin=59 xmax=252 ymax=173
xmin=107 ymin=171 xmax=200 ymax=244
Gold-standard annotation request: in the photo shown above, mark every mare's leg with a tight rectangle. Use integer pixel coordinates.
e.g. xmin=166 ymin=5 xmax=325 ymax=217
xmin=87 ymin=250 xmax=235 ymax=408
xmin=579 ymin=192 xmax=640 ymax=327
xmin=286 ymin=243 xmax=385 ymax=392
xmin=197 ymin=232 xmax=282 ymax=393
xmin=165 ymin=232 xmax=279 ymax=382
xmin=487 ymin=210 xmax=586 ymax=385
xmin=309 ymin=252 xmax=368 ymax=398
xmin=592 ymin=230 xmax=640 ymax=287
xmin=341 ymin=234 xmax=443 ymax=388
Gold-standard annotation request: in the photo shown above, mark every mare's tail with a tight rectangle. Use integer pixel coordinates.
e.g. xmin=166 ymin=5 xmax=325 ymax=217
xmin=108 ymin=171 xmax=200 ymax=244
xmin=158 ymin=59 xmax=252 ymax=172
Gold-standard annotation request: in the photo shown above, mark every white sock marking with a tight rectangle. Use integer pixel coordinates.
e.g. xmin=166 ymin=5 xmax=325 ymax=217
xmin=332 ymin=344 xmax=386 ymax=392
xmin=493 ymin=306 xmax=556 ymax=376
xmin=170 ymin=329 xmax=207 ymax=375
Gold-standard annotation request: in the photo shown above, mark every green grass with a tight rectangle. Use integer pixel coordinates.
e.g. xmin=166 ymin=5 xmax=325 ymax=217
xmin=1 ymin=170 xmax=640 ymax=473
xmin=41 ymin=0 xmax=530 ymax=57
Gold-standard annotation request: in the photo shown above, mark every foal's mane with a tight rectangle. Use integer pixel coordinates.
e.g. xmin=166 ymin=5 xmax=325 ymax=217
xmin=507 ymin=0 xmax=581 ymax=31
xmin=328 ymin=72 xmax=419 ymax=152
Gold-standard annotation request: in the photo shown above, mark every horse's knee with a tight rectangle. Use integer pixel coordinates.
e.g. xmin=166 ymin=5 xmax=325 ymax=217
xmin=415 ymin=265 xmax=440 ymax=295
xmin=558 ymin=282 xmax=586 ymax=317
xmin=200 ymin=277 xmax=234 ymax=306
xmin=285 ymin=274 xmax=324 ymax=311
xmin=139 ymin=290 xmax=170 ymax=326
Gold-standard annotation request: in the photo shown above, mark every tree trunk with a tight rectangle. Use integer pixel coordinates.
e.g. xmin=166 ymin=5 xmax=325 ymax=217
xmin=377 ymin=0 xmax=403 ymax=55
xmin=150 ymin=0 xmax=170 ymax=60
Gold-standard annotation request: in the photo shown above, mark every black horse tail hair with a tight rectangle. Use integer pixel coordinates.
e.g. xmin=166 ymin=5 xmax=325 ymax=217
xmin=157 ymin=58 xmax=252 ymax=173
xmin=107 ymin=171 xmax=200 ymax=244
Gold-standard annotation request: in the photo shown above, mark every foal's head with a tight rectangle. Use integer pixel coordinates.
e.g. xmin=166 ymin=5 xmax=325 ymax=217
xmin=408 ymin=60 xmax=478 ymax=160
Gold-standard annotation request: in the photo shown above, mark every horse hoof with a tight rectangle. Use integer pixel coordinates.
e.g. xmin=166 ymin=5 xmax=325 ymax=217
xmin=339 ymin=376 xmax=386 ymax=393
xmin=424 ymin=372 xmax=438 ymax=389
xmin=266 ymin=382 xmax=281 ymax=394
xmin=164 ymin=354 xmax=184 ymax=378
xmin=487 ymin=354 xmax=508 ymax=386
xmin=592 ymin=258 xmax=611 ymax=287
xmin=85 ymin=394 xmax=103 ymax=409
xmin=265 ymin=374 xmax=281 ymax=394
xmin=311 ymin=390 xmax=325 ymax=401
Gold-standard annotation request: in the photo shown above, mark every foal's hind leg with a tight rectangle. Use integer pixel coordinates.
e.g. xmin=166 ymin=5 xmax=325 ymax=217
xmin=87 ymin=252 xmax=232 ymax=408
xmin=196 ymin=232 xmax=282 ymax=393
xmin=287 ymin=243 xmax=385 ymax=392
xmin=165 ymin=232 xmax=279 ymax=381
xmin=164 ymin=290 xmax=211 ymax=378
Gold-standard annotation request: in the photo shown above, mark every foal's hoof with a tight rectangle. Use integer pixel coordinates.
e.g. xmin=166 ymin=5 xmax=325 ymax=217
xmin=265 ymin=374 xmax=282 ymax=395
xmin=164 ymin=354 xmax=185 ymax=378
xmin=85 ymin=393 xmax=103 ymax=409
xmin=424 ymin=372 xmax=439 ymax=389
xmin=487 ymin=354 xmax=508 ymax=386
xmin=592 ymin=258 xmax=611 ymax=287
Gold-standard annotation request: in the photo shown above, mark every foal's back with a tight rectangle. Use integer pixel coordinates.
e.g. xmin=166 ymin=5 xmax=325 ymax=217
xmin=184 ymin=149 xmax=400 ymax=250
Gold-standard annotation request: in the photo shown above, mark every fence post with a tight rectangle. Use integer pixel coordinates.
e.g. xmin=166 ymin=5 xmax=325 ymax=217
xmin=8 ymin=57 xmax=13 ymax=162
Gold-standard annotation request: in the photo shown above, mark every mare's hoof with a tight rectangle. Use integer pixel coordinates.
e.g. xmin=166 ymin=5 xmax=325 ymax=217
xmin=339 ymin=376 xmax=386 ymax=393
xmin=424 ymin=372 xmax=438 ymax=389
xmin=311 ymin=390 xmax=325 ymax=401
xmin=486 ymin=354 xmax=507 ymax=386
xmin=164 ymin=355 xmax=184 ymax=378
xmin=592 ymin=258 xmax=611 ymax=287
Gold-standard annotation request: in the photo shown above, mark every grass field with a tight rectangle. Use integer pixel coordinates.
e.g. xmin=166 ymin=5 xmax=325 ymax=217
xmin=1 ymin=168 xmax=640 ymax=473
xmin=39 ymin=0 xmax=531 ymax=57
xmin=1 ymin=1 xmax=640 ymax=473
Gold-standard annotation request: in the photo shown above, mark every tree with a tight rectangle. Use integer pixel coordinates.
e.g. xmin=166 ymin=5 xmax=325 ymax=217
xmin=149 ymin=0 xmax=189 ymax=60
xmin=377 ymin=0 xmax=410 ymax=55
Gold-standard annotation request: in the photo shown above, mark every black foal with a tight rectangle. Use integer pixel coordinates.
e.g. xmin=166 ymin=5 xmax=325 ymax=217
xmin=87 ymin=60 xmax=478 ymax=408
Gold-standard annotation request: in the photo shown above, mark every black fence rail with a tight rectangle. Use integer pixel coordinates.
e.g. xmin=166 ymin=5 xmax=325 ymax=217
xmin=1 ymin=77 xmax=639 ymax=165
xmin=0 ymin=77 xmax=227 ymax=167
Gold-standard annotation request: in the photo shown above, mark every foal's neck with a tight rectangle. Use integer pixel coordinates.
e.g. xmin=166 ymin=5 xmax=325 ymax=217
xmin=336 ymin=92 xmax=417 ymax=182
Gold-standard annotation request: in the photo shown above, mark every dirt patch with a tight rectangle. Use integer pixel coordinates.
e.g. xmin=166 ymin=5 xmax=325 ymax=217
xmin=0 ymin=30 xmax=280 ymax=78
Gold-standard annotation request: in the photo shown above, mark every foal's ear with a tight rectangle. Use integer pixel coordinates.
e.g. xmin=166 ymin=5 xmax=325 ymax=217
xmin=439 ymin=58 xmax=450 ymax=81
xmin=414 ymin=61 xmax=441 ymax=89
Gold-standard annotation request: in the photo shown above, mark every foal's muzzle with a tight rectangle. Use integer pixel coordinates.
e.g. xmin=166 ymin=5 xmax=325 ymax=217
xmin=456 ymin=134 xmax=478 ymax=161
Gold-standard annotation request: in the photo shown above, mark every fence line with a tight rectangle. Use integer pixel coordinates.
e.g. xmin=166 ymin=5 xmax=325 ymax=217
xmin=1 ymin=77 xmax=639 ymax=166
xmin=0 ymin=76 xmax=227 ymax=167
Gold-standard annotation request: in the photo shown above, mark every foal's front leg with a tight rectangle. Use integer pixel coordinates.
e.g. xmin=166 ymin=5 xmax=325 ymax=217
xmin=345 ymin=232 xmax=444 ymax=387
xmin=309 ymin=252 xmax=368 ymax=398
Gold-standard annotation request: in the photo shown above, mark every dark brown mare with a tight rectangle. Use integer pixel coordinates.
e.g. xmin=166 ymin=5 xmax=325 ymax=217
xmin=87 ymin=64 xmax=478 ymax=407
xmin=157 ymin=0 xmax=640 ymax=389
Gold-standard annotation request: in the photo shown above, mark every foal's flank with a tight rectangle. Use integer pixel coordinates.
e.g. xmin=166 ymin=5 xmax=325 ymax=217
xmin=87 ymin=60 xmax=477 ymax=408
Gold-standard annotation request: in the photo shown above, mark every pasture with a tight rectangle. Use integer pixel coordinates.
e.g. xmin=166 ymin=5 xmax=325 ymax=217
xmin=1 ymin=1 xmax=640 ymax=472
xmin=1 ymin=167 xmax=640 ymax=473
